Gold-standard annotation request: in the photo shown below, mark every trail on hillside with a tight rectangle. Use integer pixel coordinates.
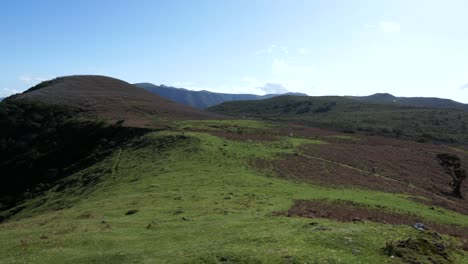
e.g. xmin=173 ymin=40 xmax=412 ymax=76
xmin=110 ymin=148 xmax=122 ymax=180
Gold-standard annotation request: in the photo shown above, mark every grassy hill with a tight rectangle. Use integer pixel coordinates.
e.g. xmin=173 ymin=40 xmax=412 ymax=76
xmin=349 ymin=93 xmax=468 ymax=111
xmin=1 ymin=77 xmax=468 ymax=263
xmin=10 ymin=76 xmax=216 ymax=128
xmin=0 ymin=75 xmax=216 ymax=213
xmin=1 ymin=120 xmax=468 ymax=263
xmin=208 ymin=95 xmax=468 ymax=145
xmin=134 ymin=83 xmax=306 ymax=109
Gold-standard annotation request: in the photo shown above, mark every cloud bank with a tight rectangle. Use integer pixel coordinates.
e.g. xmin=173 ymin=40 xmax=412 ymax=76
xmin=257 ymin=83 xmax=288 ymax=94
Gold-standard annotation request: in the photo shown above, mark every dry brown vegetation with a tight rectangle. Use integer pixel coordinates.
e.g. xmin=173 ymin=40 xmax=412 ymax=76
xmin=256 ymin=128 xmax=468 ymax=214
xmin=282 ymin=199 xmax=468 ymax=244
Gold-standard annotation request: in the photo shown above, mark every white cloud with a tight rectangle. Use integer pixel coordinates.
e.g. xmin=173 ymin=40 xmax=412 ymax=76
xmin=297 ymin=48 xmax=309 ymax=55
xmin=19 ymin=75 xmax=33 ymax=84
xmin=379 ymin=21 xmax=401 ymax=33
xmin=460 ymin=83 xmax=468 ymax=90
xmin=364 ymin=24 xmax=377 ymax=29
xmin=18 ymin=75 xmax=47 ymax=84
xmin=255 ymin=44 xmax=276 ymax=55
xmin=365 ymin=21 xmax=401 ymax=33
xmin=257 ymin=83 xmax=288 ymax=94
xmin=256 ymin=44 xmax=289 ymax=55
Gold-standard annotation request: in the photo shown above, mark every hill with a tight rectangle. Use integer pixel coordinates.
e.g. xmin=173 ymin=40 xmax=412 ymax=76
xmin=349 ymin=93 xmax=468 ymax=111
xmin=1 ymin=119 xmax=468 ymax=263
xmin=2 ymin=78 xmax=468 ymax=263
xmin=208 ymin=95 xmax=468 ymax=145
xmin=0 ymin=75 xmax=216 ymax=210
xmin=9 ymin=76 xmax=215 ymax=128
xmin=134 ymin=82 xmax=307 ymax=109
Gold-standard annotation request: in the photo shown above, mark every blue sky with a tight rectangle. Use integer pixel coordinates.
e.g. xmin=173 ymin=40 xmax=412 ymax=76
xmin=1 ymin=0 xmax=468 ymax=102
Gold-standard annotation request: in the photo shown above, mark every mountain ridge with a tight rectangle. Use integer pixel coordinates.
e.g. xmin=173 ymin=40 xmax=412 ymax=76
xmin=134 ymin=82 xmax=307 ymax=109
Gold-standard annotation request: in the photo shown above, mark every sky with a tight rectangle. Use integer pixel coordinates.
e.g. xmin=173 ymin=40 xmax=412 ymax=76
xmin=1 ymin=0 xmax=468 ymax=102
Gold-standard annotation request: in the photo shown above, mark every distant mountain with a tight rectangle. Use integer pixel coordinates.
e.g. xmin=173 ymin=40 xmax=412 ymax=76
xmin=0 ymin=97 xmax=4 ymax=102
xmin=348 ymin=93 xmax=468 ymax=111
xmin=134 ymin=83 xmax=307 ymax=109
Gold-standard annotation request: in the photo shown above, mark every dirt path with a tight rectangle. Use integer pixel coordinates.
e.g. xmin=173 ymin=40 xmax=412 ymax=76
xmin=110 ymin=148 xmax=122 ymax=179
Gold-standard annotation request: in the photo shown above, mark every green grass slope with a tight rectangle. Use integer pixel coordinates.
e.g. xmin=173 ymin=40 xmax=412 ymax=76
xmin=208 ymin=96 xmax=468 ymax=145
xmin=1 ymin=120 xmax=467 ymax=263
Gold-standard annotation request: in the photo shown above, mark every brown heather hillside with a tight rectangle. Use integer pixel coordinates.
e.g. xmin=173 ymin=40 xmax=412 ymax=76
xmin=254 ymin=127 xmax=468 ymax=214
xmin=12 ymin=75 xmax=217 ymax=127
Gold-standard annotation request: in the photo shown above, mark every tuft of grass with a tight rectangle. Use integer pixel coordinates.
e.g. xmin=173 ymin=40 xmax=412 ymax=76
xmin=384 ymin=231 xmax=458 ymax=264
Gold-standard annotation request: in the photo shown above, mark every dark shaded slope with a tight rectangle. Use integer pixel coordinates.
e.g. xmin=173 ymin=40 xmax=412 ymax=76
xmin=208 ymin=95 xmax=468 ymax=144
xmin=134 ymin=82 xmax=306 ymax=109
xmin=0 ymin=99 xmax=150 ymax=215
xmin=11 ymin=75 xmax=216 ymax=128
xmin=349 ymin=93 xmax=468 ymax=111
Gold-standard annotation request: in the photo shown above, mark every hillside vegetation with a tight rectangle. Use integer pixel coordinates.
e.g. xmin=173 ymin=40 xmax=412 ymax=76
xmin=208 ymin=95 xmax=468 ymax=145
xmin=349 ymin=93 xmax=468 ymax=111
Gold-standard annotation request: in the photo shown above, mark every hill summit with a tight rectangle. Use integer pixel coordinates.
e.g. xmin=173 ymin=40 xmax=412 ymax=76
xmin=11 ymin=75 xmax=215 ymax=127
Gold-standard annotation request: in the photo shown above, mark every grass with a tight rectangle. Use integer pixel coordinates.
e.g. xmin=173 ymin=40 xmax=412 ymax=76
xmin=174 ymin=119 xmax=275 ymax=133
xmin=1 ymin=122 xmax=468 ymax=263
